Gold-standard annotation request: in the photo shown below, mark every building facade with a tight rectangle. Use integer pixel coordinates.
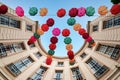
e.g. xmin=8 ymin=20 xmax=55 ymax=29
xmin=0 ymin=3 xmax=120 ymax=80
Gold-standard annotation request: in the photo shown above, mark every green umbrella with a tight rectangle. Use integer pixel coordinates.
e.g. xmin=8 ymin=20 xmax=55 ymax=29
xmin=29 ymin=7 xmax=38 ymax=16
xmin=86 ymin=6 xmax=95 ymax=16
xmin=64 ymin=37 xmax=72 ymax=44
xmin=48 ymin=50 xmax=55 ymax=55
xmin=34 ymin=32 xmax=40 ymax=39
xmin=67 ymin=17 xmax=76 ymax=26
xmin=111 ymin=0 xmax=120 ymax=4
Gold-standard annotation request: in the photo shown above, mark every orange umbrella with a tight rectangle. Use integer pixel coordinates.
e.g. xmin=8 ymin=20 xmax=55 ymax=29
xmin=98 ymin=6 xmax=108 ymax=15
xmin=40 ymin=8 xmax=48 ymax=16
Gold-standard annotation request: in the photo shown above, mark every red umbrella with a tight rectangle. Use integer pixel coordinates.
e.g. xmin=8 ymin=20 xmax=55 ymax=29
xmin=46 ymin=18 xmax=54 ymax=27
xmin=46 ymin=56 xmax=52 ymax=65
xmin=110 ymin=4 xmax=120 ymax=15
xmin=82 ymin=33 xmax=89 ymax=39
xmin=67 ymin=50 xmax=74 ymax=60
xmin=41 ymin=24 xmax=49 ymax=32
xmin=49 ymin=44 xmax=56 ymax=50
xmin=62 ymin=29 xmax=70 ymax=37
xmin=78 ymin=28 xmax=86 ymax=35
xmin=69 ymin=8 xmax=78 ymax=17
xmin=50 ymin=36 xmax=58 ymax=44
xmin=0 ymin=5 xmax=8 ymax=14
xmin=57 ymin=8 xmax=66 ymax=18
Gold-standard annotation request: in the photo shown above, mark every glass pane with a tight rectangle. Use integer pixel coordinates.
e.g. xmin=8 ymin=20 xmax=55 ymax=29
xmin=0 ymin=15 xmax=9 ymax=26
xmin=54 ymin=71 xmax=63 ymax=80
xmin=5 ymin=45 xmax=11 ymax=54
xmin=31 ymin=74 xmax=42 ymax=80
xmin=10 ymin=44 xmax=16 ymax=53
xmin=97 ymin=44 xmax=108 ymax=53
xmin=58 ymin=62 xmax=64 ymax=66
xmin=0 ymin=15 xmax=20 ymax=28
xmin=14 ymin=61 xmax=26 ymax=71
xmin=36 ymin=69 xmax=43 ymax=74
xmin=35 ymin=52 xmax=42 ymax=59
xmin=108 ymin=19 xmax=113 ymax=28
xmin=13 ymin=43 xmax=25 ymax=52
xmin=114 ymin=16 xmax=120 ymax=26
xmin=9 ymin=19 xmax=20 ymax=28
xmin=87 ymin=58 xmax=108 ymax=78
xmin=111 ymin=45 xmax=120 ymax=59
xmin=93 ymin=25 xmax=98 ymax=31
xmin=80 ymin=53 xmax=87 ymax=59
xmin=22 ymin=57 xmax=33 ymax=66
xmin=0 ymin=43 xmax=7 ymax=57
xmin=0 ymin=42 xmax=25 ymax=58
xmin=7 ymin=63 xmax=21 ymax=76
xmin=103 ymin=19 xmax=114 ymax=29
xmin=71 ymin=67 xmax=83 ymax=80
xmin=105 ymin=46 xmax=115 ymax=56
xmin=87 ymin=58 xmax=102 ymax=73
xmin=26 ymin=25 xmax=32 ymax=31
xmin=29 ymin=44 xmax=35 ymax=48
xmin=98 ymin=44 xmax=120 ymax=60
xmin=94 ymin=66 xmax=107 ymax=78
xmin=29 ymin=66 xmax=47 ymax=80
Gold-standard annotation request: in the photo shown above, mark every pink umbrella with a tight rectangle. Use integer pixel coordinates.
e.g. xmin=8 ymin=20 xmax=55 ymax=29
xmin=16 ymin=6 xmax=24 ymax=17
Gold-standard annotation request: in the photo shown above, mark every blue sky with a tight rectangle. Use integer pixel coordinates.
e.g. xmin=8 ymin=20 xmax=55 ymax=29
xmin=1 ymin=0 xmax=113 ymax=57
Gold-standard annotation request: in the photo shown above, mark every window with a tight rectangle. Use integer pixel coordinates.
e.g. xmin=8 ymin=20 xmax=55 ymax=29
xmin=88 ymin=44 xmax=92 ymax=48
xmin=28 ymin=66 xmax=47 ymax=80
xmin=71 ymin=67 xmax=83 ymax=80
xmin=29 ymin=44 xmax=35 ymax=48
xmin=97 ymin=44 xmax=120 ymax=60
xmin=7 ymin=57 xmax=33 ymax=76
xmin=93 ymin=25 xmax=98 ymax=32
xmin=0 ymin=42 xmax=25 ymax=58
xmin=103 ymin=15 xmax=120 ymax=29
xmin=80 ymin=53 xmax=87 ymax=59
xmin=54 ymin=70 xmax=63 ymax=80
xmin=26 ymin=25 xmax=32 ymax=31
xmin=34 ymin=52 xmax=42 ymax=59
xmin=113 ymin=15 xmax=120 ymax=26
xmin=103 ymin=19 xmax=113 ymax=29
xmin=86 ymin=58 xmax=108 ymax=78
xmin=9 ymin=19 xmax=20 ymax=28
xmin=0 ymin=15 xmax=20 ymax=28
xmin=97 ymin=44 xmax=108 ymax=53
xmin=0 ymin=15 xmax=9 ymax=25
xmin=57 ymin=62 xmax=64 ymax=67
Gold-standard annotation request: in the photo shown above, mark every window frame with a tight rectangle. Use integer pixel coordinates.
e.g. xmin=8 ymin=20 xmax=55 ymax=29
xmin=26 ymin=24 xmax=33 ymax=32
xmin=0 ymin=42 xmax=26 ymax=58
xmin=92 ymin=25 xmax=98 ymax=32
xmin=80 ymin=53 xmax=87 ymax=59
xmin=86 ymin=57 xmax=109 ymax=79
xmin=103 ymin=14 xmax=120 ymax=29
xmin=54 ymin=70 xmax=63 ymax=80
xmin=6 ymin=56 xmax=34 ymax=77
xmin=0 ymin=15 xmax=21 ymax=29
xmin=71 ymin=67 xmax=83 ymax=80
xmin=34 ymin=52 xmax=42 ymax=59
xmin=28 ymin=66 xmax=48 ymax=80
xmin=57 ymin=62 xmax=64 ymax=67
xmin=29 ymin=44 xmax=35 ymax=49
xmin=96 ymin=44 xmax=120 ymax=60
